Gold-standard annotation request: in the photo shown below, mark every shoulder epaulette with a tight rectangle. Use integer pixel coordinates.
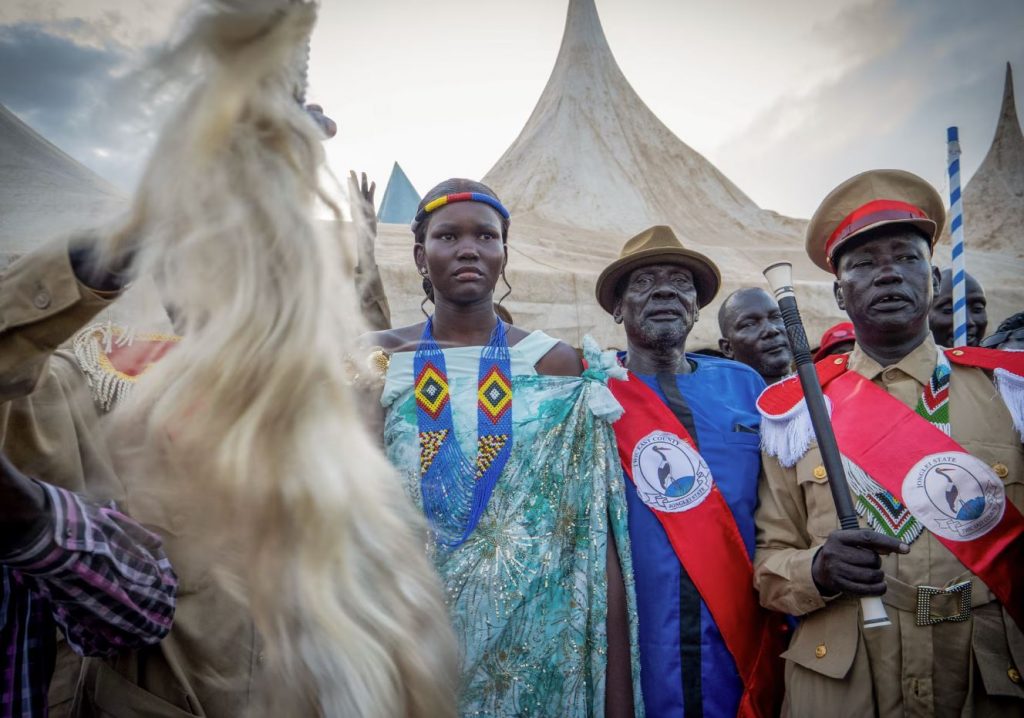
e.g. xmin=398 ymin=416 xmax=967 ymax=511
xmin=945 ymin=347 xmax=1024 ymax=441
xmin=756 ymin=353 xmax=850 ymax=417
xmin=756 ymin=353 xmax=851 ymax=467
xmin=71 ymin=323 xmax=180 ymax=413
xmin=944 ymin=346 xmax=1024 ymax=375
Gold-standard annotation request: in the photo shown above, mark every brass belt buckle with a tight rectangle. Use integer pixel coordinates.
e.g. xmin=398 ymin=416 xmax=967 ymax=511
xmin=915 ymin=580 xmax=972 ymax=626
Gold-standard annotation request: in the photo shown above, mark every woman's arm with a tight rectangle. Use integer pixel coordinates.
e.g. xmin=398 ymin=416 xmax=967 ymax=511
xmin=535 ymin=341 xmax=583 ymax=377
xmin=605 ymin=528 xmax=635 ymax=718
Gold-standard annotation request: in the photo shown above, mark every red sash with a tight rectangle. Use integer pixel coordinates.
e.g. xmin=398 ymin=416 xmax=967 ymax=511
xmin=819 ymin=354 xmax=1024 ymax=630
xmin=608 ymin=374 xmax=784 ymax=718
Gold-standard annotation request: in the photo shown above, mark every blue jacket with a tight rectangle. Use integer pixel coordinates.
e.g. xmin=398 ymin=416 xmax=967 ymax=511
xmin=622 ymin=353 xmax=765 ymax=717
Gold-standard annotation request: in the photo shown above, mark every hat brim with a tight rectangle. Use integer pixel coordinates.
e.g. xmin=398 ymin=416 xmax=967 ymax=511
xmin=596 ymin=246 xmax=721 ymax=314
xmin=805 ymin=169 xmax=947 ymax=274
xmin=807 ymin=218 xmax=938 ymax=272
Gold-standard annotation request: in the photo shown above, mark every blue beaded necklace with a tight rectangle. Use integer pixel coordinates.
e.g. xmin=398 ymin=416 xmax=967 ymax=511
xmin=414 ymin=316 xmax=513 ymax=547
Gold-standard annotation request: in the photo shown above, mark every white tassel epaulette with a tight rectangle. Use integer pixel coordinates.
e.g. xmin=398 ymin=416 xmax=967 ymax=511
xmin=72 ymin=322 xmax=136 ymax=413
xmin=994 ymin=367 xmax=1024 ymax=442
xmin=70 ymin=322 xmax=180 ymax=414
xmin=758 ymin=393 xmax=832 ymax=468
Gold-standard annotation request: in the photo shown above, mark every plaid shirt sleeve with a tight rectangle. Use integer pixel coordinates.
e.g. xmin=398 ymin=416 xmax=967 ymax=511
xmin=2 ymin=482 xmax=177 ymax=657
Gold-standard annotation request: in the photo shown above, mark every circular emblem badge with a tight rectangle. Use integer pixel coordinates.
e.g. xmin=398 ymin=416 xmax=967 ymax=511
xmin=631 ymin=430 xmax=714 ymax=513
xmin=901 ymin=451 xmax=1005 ymax=542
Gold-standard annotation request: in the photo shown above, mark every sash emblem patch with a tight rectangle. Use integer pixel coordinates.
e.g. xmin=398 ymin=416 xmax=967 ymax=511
xmin=902 ymin=452 xmax=1006 ymax=542
xmin=631 ymin=430 xmax=713 ymax=513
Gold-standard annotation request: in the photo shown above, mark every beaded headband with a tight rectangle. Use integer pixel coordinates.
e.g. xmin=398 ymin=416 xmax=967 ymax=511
xmin=411 ymin=192 xmax=511 ymax=232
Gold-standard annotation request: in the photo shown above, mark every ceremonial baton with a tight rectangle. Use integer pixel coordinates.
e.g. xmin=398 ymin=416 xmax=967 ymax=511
xmin=764 ymin=262 xmax=891 ymax=629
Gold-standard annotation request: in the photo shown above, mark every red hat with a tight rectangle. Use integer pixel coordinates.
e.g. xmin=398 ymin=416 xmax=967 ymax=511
xmin=814 ymin=322 xmax=855 ymax=362
xmin=805 ymin=169 xmax=945 ymax=273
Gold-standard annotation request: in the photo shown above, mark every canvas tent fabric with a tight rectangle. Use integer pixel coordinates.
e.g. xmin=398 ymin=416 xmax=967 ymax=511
xmin=0 ymin=103 xmax=124 ymax=263
xmin=0 ymin=104 xmax=170 ymax=330
xmin=372 ymin=0 xmax=839 ymax=347
xmin=377 ymin=162 xmax=421 ymax=225
xmin=373 ymin=0 xmax=1023 ymax=349
xmin=482 ymin=0 xmax=804 ymax=245
xmin=932 ymin=62 xmax=1024 ymax=334
xmin=947 ymin=64 xmax=1024 ymax=259
xmin=1 ymin=1 xmax=1021 ymax=348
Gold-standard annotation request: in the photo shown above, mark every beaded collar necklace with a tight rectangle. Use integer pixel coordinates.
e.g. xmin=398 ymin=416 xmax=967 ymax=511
xmin=414 ymin=316 xmax=513 ymax=546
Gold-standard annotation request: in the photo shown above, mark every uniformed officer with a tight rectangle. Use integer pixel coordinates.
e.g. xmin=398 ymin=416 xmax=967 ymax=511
xmin=753 ymin=169 xmax=1024 ymax=717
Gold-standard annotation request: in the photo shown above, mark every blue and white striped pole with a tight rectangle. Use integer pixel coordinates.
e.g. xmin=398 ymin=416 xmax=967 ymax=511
xmin=946 ymin=127 xmax=968 ymax=347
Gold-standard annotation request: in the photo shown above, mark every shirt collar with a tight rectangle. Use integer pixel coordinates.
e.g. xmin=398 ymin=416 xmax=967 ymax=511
xmin=618 ymin=350 xmax=702 ymax=375
xmin=847 ymin=333 xmax=937 ymax=385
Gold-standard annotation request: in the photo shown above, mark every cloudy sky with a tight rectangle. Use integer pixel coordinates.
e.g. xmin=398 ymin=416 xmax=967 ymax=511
xmin=1 ymin=0 xmax=1021 ymax=219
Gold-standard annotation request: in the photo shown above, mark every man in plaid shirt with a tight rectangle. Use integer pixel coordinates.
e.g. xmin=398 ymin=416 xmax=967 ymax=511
xmin=1 ymin=449 xmax=177 ymax=717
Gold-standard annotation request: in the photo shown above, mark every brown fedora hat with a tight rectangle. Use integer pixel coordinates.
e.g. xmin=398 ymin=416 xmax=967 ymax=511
xmin=595 ymin=225 xmax=721 ymax=313
xmin=806 ymin=169 xmax=945 ymax=273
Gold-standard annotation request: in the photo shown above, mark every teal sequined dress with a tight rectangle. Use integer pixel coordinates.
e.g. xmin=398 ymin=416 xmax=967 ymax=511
xmin=382 ymin=332 xmax=644 ymax=717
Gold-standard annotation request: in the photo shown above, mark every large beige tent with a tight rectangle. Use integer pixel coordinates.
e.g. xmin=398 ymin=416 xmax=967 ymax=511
xmin=934 ymin=63 xmax=1024 ymax=330
xmin=947 ymin=64 xmax=1024 ymax=259
xmin=0 ymin=103 xmax=124 ymax=263
xmin=373 ymin=0 xmax=1023 ymax=348
xmin=0 ymin=104 xmax=172 ymax=327
xmin=2 ymin=0 xmax=1021 ymax=346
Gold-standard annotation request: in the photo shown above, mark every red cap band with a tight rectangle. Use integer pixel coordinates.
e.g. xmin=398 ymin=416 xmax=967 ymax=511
xmin=825 ymin=199 xmax=928 ymax=269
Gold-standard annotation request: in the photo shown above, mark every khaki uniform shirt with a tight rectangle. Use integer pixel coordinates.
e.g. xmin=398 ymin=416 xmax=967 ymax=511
xmin=0 ymin=240 xmax=259 ymax=718
xmin=1 ymin=240 xmax=123 ymax=717
xmin=754 ymin=336 xmax=1024 ymax=718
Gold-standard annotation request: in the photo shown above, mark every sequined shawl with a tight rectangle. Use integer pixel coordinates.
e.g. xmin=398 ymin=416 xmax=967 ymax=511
xmin=382 ymin=338 xmax=644 ymax=717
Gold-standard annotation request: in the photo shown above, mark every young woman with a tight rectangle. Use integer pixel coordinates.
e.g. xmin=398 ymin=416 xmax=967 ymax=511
xmin=364 ymin=179 xmax=642 ymax=717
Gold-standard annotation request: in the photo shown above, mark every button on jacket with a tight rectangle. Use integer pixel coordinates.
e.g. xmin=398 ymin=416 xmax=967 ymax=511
xmin=1 ymin=240 xmax=259 ymax=718
xmin=755 ymin=336 xmax=1024 ymax=717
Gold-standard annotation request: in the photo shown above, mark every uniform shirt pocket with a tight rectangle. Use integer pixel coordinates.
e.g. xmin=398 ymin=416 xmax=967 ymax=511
xmin=972 ymin=603 xmax=1024 ymax=699
xmin=782 ymin=598 xmax=860 ymax=678
xmin=957 ymin=438 xmax=1023 ymax=513
xmin=794 ymin=447 xmax=844 ymax=540
xmin=725 ymin=428 xmax=761 ymax=446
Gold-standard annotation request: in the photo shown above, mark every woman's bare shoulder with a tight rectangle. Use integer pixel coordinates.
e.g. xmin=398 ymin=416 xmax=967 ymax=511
xmin=535 ymin=340 xmax=583 ymax=377
xmin=359 ymin=323 xmax=425 ymax=354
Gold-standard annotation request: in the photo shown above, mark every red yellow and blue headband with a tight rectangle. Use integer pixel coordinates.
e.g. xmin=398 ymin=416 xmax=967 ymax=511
xmin=411 ymin=192 xmax=511 ymax=232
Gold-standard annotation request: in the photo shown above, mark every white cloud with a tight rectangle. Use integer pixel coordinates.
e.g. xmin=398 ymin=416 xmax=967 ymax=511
xmin=714 ymin=0 xmax=1024 ymax=217
xmin=1 ymin=0 xmax=1020 ymax=221
xmin=0 ymin=20 xmax=164 ymax=188
xmin=0 ymin=0 xmax=185 ymax=48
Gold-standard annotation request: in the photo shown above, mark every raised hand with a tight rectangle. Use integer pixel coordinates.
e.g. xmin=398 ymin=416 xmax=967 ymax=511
xmin=348 ymin=170 xmax=390 ymax=330
xmin=348 ymin=170 xmax=377 ymax=240
xmin=305 ymin=103 xmax=337 ymax=139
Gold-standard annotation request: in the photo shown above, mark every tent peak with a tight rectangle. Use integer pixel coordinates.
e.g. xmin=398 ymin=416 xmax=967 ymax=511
xmin=377 ymin=162 xmax=421 ymax=225
xmin=559 ymin=0 xmax=612 ymax=60
xmin=482 ymin=0 xmax=801 ymax=241
xmin=978 ymin=60 xmax=1024 ymax=172
xmin=950 ymin=61 xmax=1024 ymax=259
xmin=994 ymin=62 xmax=1020 ymax=145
